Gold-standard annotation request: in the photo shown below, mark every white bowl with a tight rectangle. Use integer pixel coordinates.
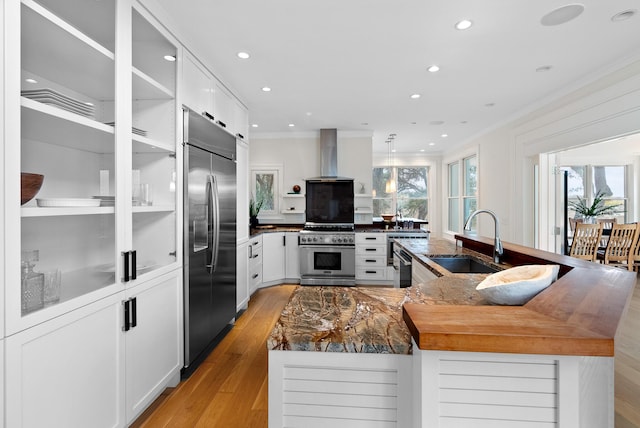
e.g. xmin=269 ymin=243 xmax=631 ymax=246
xmin=476 ymin=264 xmax=560 ymax=305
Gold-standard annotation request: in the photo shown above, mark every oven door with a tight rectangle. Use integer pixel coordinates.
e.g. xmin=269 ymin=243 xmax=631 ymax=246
xmin=299 ymin=245 xmax=356 ymax=285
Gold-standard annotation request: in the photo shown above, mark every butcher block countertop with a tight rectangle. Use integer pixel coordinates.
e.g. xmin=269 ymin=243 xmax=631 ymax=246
xmin=403 ymin=234 xmax=636 ymax=357
xmin=268 ymin=234 xmax=635 ymax=357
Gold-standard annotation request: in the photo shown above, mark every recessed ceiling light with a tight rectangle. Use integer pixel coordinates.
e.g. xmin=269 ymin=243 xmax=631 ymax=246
xmin=541 ymin=4 xmax=584 ymax=26
xmin=612 ymin=9 xmax=637 ymax=22
xmin=427 ymin=65 xmax=440 ymax=73
xmin=410 ymin=122 xmax=417 ymax=125
xmin=251 ymin=124 xmax=259 ymax=128
xmin=460 ymin=120 xmax=468 ymax=124
xmin=419 ymin=149 xmax=425 ymax=152
xmin=410 ymin=94 xmax=421 ymax=99
xmin=536 ymin=65 xmax=553 ymax=72
xmin=428 ymin=142 xmax=436 ymax=146
xmin=288 ymin=123 xmax=295 ymax=127
xmin=25 ymin=78 xmax=38 ymax=83
xmin=237 ymin=52 xmax=250 ymax=59
xmin=262 ymin=87 xmax=271 ymax=92
xmin=391 ymin=149 xmax=397 ymax=153
xmin=485 ymin=102 xmax=495 ymax=107
xmin=441 ymin=134 xmax=448 ymax=138
xmin=455 ymin=19 xmax=473 ymax=30
xmin=163 ymin=55 xmax=176 ymax=62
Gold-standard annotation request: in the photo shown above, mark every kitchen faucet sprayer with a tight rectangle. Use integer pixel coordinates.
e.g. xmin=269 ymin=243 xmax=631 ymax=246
xmin=463 ymin=209 xmax=504 ymax=264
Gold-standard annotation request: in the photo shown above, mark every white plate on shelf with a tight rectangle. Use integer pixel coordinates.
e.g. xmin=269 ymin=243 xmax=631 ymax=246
xmin=36 ymin=198 xmax=102 ymax=207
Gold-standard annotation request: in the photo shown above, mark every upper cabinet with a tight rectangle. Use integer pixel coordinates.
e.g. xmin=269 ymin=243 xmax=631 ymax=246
xmin=5 ymin=0 xmax=180 ymax=334
xmin=181 ymin=52 xmax=248 ymax=140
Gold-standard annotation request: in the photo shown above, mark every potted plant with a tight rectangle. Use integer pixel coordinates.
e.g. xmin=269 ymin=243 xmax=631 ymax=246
xmin=249 ymin=196 xmax=263 ymax=228
xmin=569 ymin=190 xmax=622 ymax=223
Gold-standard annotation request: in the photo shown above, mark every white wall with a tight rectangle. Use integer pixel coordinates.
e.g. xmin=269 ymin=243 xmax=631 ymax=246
xmin=249 ymin=131 xmax=373 ymax=224
xmin=442 ymin=58 xmax=640 ymax=248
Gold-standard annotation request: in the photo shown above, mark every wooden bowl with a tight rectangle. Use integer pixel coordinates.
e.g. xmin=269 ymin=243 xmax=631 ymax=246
xmin=381 ymin=214 xmax=394 ymax=222
xmin=21 ymin=173 xmax=44 ymax=205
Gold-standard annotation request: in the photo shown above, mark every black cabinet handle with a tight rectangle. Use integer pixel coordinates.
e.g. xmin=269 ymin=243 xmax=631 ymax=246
xmin=366 ymin=248 xmax=376 ymax=252
xmin=203 ymin=111 xmax=214 ymax=121
xmin=123 ymin=300 xmax=130 ymax=331
xmin=131 ymin=297 xmax=137 ymax=328
xmin=365 ymin=270 xmax=377 ymax=274
xmin=217 ymin=120 xmax=226 ymax=128
xmin=122 ymin=251 xmax=130 ymax=282
xmin=365 ymin=237 xmax=376 ymax=240
xmin=283 ymin=236 xmax=286 ymax=246
xmin=365 ymin=259 xmax=376 ymax=263
xmin=131 ymin=250 xmax=137 ymax=281
xmin=236 ymin=133 xmax=244 ymax=140
xmin=252 ymin=273 xmax=259 ymax=279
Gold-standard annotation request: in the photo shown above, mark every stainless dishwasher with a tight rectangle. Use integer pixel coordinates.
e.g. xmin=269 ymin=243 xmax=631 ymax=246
xmin=392 ymin=243 xmax=413 ymax=288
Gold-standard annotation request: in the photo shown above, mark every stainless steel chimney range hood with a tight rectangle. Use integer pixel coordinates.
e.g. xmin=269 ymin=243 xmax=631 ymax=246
xmin=306 ymin=128 xmax=353 ymax=181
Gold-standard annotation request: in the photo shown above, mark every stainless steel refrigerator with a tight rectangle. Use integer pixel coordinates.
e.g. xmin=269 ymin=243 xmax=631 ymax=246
xmin=182 ymin=108 xmax=236 ymax=375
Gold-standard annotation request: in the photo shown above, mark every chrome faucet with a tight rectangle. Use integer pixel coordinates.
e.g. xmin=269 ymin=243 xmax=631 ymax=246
xmin=463 ymin=209 xmax=504 ymax=264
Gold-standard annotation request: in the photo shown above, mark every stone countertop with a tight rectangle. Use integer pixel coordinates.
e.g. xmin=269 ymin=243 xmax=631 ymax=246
xmin=267 ymin=235 xmax=636 ymax=357
xmin=267 ymin=238 xmax=492 ymax=354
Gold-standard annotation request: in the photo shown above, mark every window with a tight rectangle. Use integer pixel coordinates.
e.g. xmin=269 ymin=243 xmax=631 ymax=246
xmin=448 ymin=155 xmax=477 ymax=232
xmin=372 ymin=166 xmax=428 ymax=219
xmin=565 ymin=164 xmax=627 ymax=222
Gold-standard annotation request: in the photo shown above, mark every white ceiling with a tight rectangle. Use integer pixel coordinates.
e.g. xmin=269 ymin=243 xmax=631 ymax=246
xmin=152 ymin=0 xmax=640 ymax=155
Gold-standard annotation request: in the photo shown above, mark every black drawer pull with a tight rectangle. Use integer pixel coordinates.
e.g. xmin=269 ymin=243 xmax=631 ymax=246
xmin=365 ymin=259 xmax=376 ymax=263
xmin=365 ymin=270 xmax=377 ymax=274
xmin=252 ymin=273 xmax=259 ymax=279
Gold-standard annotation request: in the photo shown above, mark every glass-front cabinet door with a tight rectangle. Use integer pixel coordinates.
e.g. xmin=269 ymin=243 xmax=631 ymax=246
xmin=7 ymin=0 xmax=118 ymax=333
xmin=130 ymin=6 xmax=178 ymax=279
xmin=6 ymin=0 xmax=179 ymax=334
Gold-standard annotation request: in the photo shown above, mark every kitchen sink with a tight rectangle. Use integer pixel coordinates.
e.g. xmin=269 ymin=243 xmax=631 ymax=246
xmin=429 ymin=256 xmax=501 ymax=274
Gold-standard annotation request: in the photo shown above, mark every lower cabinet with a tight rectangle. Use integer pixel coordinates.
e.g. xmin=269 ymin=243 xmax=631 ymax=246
xmin=412 ymin=258 xmax=437 ymax=285
xmin=124 ymin=272 xmax=183 ymax=424
xmin=6 ymin=292 xmax=126 ymax=428
xmin=248 ymin=235 xmax=263 ymax=295
xmin=284 ymin=232 xmax=300 ymax=282
xmin=5 ymin=270 xmax=183 ymax=428
xmin=262 ymin=232 xmax=286 ymax=286
xmin=236 ymin=239 xmax=249 ymax=312
xmin=355 ymin=233 xmax=392 ymax=285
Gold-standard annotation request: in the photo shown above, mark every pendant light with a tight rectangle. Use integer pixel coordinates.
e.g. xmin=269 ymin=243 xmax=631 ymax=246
xmin=385 ymin=134 xmax=396 ymax=193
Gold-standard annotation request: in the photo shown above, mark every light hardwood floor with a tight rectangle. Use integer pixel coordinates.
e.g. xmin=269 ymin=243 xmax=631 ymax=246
xmin=134 ymin=278 xmax=640 ymax=428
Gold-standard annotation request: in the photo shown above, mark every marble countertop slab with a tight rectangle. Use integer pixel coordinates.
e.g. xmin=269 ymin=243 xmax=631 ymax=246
xmin=267 ymin=238 xmax=493 ymax=354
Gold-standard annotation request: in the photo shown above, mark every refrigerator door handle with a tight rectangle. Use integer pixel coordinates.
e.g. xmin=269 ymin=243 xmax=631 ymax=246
xmin=206 ymin=174 xmax=221 ymax=273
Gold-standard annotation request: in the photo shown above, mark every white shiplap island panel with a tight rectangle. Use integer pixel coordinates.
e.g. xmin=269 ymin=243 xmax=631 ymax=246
xmin=413 ymin=343 xmax=614 ymax=428
xmin=269 ymin=350 xmax=413 ymax=428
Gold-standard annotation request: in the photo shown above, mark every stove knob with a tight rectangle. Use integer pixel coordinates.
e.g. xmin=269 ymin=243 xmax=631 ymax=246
xmin=313 ymin=236 xmax=318 ymax=242
xmin=336 ymin=237 xmax=342 ymax=243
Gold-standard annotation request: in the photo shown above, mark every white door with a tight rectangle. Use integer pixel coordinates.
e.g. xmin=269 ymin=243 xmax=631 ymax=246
xmin=5 ymin=293 xmax=126 ymax=428
xmin=124 ymin=271 xmax=183 ymax=424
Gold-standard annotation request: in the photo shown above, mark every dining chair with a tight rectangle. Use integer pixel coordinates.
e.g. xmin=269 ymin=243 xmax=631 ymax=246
xmin=597 ymin=222 xmax=638 ymax=271
xmin=597 ymin=217 xmax=617 ymax=247
xmin=569 ymin=222 xmax=603 ymax=262
xmin=629 ymin=223 xmax=640 ymax=272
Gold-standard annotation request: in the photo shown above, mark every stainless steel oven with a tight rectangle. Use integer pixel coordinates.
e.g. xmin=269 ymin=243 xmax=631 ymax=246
xmin=299 ymin=231 xmax=355 ymax=286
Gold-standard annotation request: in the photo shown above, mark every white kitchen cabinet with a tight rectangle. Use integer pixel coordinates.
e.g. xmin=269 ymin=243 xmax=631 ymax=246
xmin=5 ymin=292 xmax=126 ymax=428
xmin=355 ymin=233 xmax=390 ymax=285
xmin=248 ymin=235 xmax=263 ymax=295
xmin=4 ymin=2 xmax=182 ymax=426
xmin=124 ymin=271 xmax=182 ymax=424
xmin=5 ymin=0 xmax=180 ymax=335
xmin=233 ymin=98 xmax=249 ymax=141
xmin=285 ymin=232 xmax=300 ymax=282
xmin=236 ymin=139 xmax=249 ymax=241
xmin=262 ymin=232 xmax=286 ymax=286
xmin=212 ymin=79 xmax=235 ymax=133
xmin=237 ymin=240 xmax=249 ymax=311
xmin=181 ymin=53 xmax=213 ymax=117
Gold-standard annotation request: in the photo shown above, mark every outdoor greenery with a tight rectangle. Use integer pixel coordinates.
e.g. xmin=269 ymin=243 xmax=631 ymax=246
xmin=569 ymin=190 xmax=622 ymax=218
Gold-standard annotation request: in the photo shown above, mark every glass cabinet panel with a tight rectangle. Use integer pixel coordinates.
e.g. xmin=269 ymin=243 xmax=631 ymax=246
xmin=130 ymin=8 xmax=178 ymax=276
xmin=19 ymin=0 xmax=116 ymax=316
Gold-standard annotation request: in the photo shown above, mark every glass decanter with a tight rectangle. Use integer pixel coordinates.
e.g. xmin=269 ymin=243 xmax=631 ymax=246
xmin=21 ymin=249 xmax=44 ymax=315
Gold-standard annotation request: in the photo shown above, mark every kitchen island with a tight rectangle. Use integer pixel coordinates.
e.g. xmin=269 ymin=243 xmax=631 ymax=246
xmin=268 ymin=235 xmax=636 ymax=428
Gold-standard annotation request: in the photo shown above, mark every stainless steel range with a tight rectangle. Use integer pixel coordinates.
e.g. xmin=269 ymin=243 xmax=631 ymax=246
xmin=299 ymin=229 xmax=356 ymax=286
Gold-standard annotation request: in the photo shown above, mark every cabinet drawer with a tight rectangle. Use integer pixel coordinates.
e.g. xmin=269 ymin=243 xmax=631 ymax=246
xmin=356 ymin=255 xmax=387 ymax=267
xmin=355 ymin=234 xmax=386 ymax=244
xmin=356 ymin=245 xmax=386 ymax=256
xmin=356 ymin=266 xmax=387 ymax=280
xmin=249 ymin=265 xmax=262 ymax=285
